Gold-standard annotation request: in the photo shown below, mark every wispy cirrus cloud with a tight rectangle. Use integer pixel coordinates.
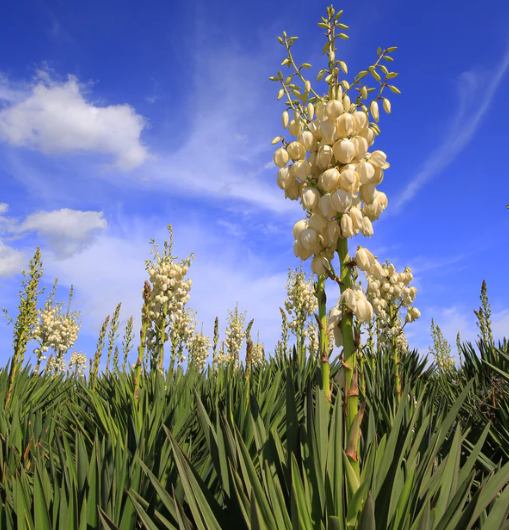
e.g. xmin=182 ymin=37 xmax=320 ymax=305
xmin=394 ymin=44 xmax=509 ymax=211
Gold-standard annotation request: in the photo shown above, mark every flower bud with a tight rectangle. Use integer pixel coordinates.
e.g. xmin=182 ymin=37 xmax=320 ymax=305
xmin=352 ymin=136 xmax=368 ymax=159
xmin=340 ymin=213 xmax=354 ymax=238
xmin=299 ymin=130 xmax=314 ymax=151
xmin=288 ymin=119 xmax=302 ymax=137
xmin=293 ymin=219 xmax=308 ymax=239
xmin=282 ymin=110 xmax=289 ymax=128
xmin=370 ymin=100 xmax=379 ymax=122
xmin=311 ymin=255 xmax=328 ymax=275
xmin=287 ymin=141 xmax=306 ymax=161
xmin=326 ymin=221 xmax=341 ymax=247
xmin=356 ymin=297 xmax=373 ymax=322
xmin=300 ymin=228 xmax=320 ymax=252
xmin=333 ymin=139 xmax=356 ymax=164
xmin=330 ymin=189 xmax=352 ymax=213
xmin=307 ymin=102 xmax=315 ymax=119
xmin=342 ymin=94 xmax=351 ymax=111
xmin=294 ymin=239 xmax=312 ymax=260
xmin=302 ymin=188 xmax=320 ymax=211
xmin=406 ymin=307 xmax=421 ymax=323
xmin=352 ymin=111 xmax=368 ymax=133
xmin=372 ymin=166 xmax=384 ymax=185
xmin=326 ymin=99 xmax=344 ymax=119
xmin=338 ymin=166 xmax=358 ymax=193
xmin=319 ymin=167 xmax=340 ymax=193
xmin=285 ymin=178 xmax=300 ymax=200
xmin=336 ymin=112 xmax=354 ymax=137
xmin=317 ymin=144 xmax=333 ymax=169
xmin=370 ymin=150 xmax=389 ymax=168
xmin=359 ymin=126 xmax=375 ymax=146
xmin=349 ymin=206 xmax=364 ymax=232
xmin=308 ymin=213 xmax=327 ymax=234
xmin=355 ymin=247 xmax=374 ymax=272
xmin=360 ymin=183 xmax=377 ymax=204
xmin=319 ymin=120 xmax=336 ymax=144
xmin=383 ymin=98 xmax=391 ymax=114
xmin=361 ymin=216 xmax=374 ymax=236
xmin=274 ymin=148 xmax=289 ymax=168
xmin=304 ymin=80 xmax=311 ymax=93
xmin=357 ymin=160 xmax=375 ymax=184
xmin=277 ymin=167 xmax=289 ymax=189
xmin=318 ymin=193 xmax=334 ymax=218
xmin=315 ymin=101 xmax=326 ymax=121
xmin=291 ymin=159 xmax=312 ymax=179
xmin=341 ymin=288 xmax=356 ymax=312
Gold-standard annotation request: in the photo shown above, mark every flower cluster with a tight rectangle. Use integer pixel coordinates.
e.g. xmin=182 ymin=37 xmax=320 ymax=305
xmin=274 ymin=92 xmax=390 ymax=273
xmin=328 ymin=283 xmax=374 ymax=346
xmin=250 ymin=342 xmax=265 ymax=367
xmin=147 ymin=259 xmax=192 ymax=320
xmin=224 ymin=306 xmax=246 ymax=363
xmin=284 ymin=269 xmax=317 ymax=335
xmin=145 ymin=229 xmax=193 ymax=362
xmin=33 ymin=304 xmax=80 ymax=359
xmin=307 ymin=323 xmax=319 ymax=354
xmin=46 ymin=354 xmax=66 ymax=375
xmin=188 ymin=330 xmax=211 ymax=371
xmin=213 ymin=342 xmax=231 ymax=366
xmin=69 ymin=351 xmax=88 ymax=376
xmin=355 ymin=247 xmax=420 ymax=323
xmin=169 ymin=309 xmax=196 ymax=365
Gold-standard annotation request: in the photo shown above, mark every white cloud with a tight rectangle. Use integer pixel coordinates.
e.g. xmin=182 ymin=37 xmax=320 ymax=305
xmin=18 ymin=209 xmax=107 ymax=258
xmin=0 ymin=74 xmax=149 ymax=169
xmin=394 ymin=45 xmax=509 ymax=211
xmin=0 ymin=241 xmax=24 ymax=277
xmin=0 ymin=205 xmax=107 ymax=259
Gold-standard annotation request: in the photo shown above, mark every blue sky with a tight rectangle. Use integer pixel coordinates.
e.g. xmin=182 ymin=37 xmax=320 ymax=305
xmin=1 ymin=0 xmax=508 ymax=364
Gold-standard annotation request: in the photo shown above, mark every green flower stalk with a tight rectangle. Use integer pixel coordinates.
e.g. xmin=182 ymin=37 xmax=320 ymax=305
xmin=316 ymin=276 xmax=331 ymax=400
xmin=106 ymin=302 xmax=121 ymax=374
xmin=337 ymin=238 xmax=358 ymax=445
xmin=122 ymin=316 xmax=134 ymax=372
xmin=212 ymin=316 xmax=219 ymax=362
xmin=5 ymin=248 xmax=43 ymax=409
xmin=430 ymin=319 xmax=454 ymax=373
xmin=475 ymin=279 xmax=494 ymax=344
xmin=91 ymin=315 xmax=110 ymax=387
xmin=134 ymin=282 xmax=151 ymax=401
xmin=276 ymin=307 xmax=289 ymax=358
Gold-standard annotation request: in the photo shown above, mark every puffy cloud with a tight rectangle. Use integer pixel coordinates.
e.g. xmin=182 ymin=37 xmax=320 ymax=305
xmin=18 ymin=209 xmax=107 ymax=258
xmin=0 ymin=75 xmax=148 ymax=169
xmin=0 ymin=242 xmax=24 ymax=277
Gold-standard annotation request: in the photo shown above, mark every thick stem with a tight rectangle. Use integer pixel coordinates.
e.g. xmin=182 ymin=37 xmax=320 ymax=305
xmin=337 ymin=237 xmax=360 ymax=478
xmin=157 ymin=305 xmax=168 ymax=372
xmin=316 ymin=276 xmax=331 ymax=401
xmin=389 ymin=305 xmax=402 ymax=399
xmin=134 ymin=318 xmax=147 ymax=402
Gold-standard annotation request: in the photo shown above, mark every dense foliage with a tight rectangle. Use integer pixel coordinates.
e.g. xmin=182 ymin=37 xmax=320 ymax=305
xmin=0 ymin=342 xmax=508 ymax=529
